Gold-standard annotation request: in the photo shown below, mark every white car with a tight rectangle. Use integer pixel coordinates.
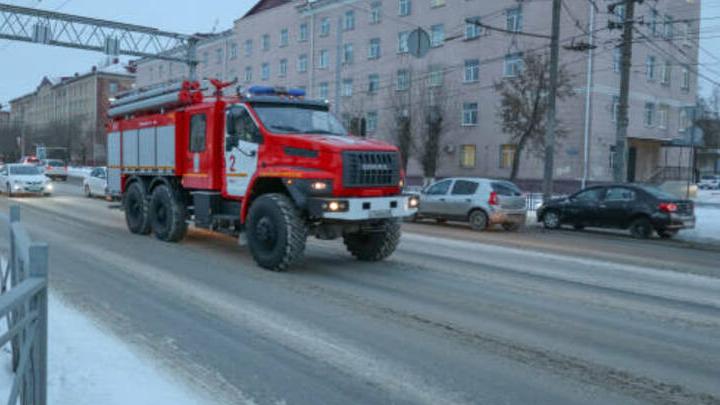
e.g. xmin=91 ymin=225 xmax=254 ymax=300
xmin=41 ymin=159 xmax=68 ymax=181
xmin=83 ymin=167 xmax=108 ymax=198
xmin=0 ymin=164 xmax=53 ymax=196
xmin=698 ymin=175 xmax=720 ymax=190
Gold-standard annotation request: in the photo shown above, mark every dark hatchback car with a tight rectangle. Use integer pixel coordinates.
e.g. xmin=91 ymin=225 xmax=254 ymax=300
xmin=537 ymin=184 xmax=696 ymax=239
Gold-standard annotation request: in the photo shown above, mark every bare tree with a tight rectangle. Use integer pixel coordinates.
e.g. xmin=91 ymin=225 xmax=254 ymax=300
xmin=494 ymin=53 xmax=575 ymax=181
xmin=416 ymin=81 xmax=452 ymax=185
xmin=0 ymin=119 xmax=22 ymax=162
xmin=386 ymin=86 xmax=413 ymax=172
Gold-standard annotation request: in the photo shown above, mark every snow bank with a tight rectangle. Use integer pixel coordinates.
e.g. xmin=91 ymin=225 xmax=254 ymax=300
xmin=679 ymin=207 xmax=720 ymax=244
xmin=67 ymin=167 xmax=93 ymax=178
xmin=0 ymin=294 xmax=217 ymax=405
xmin=695 ymin=189 xmax=720 ymax=206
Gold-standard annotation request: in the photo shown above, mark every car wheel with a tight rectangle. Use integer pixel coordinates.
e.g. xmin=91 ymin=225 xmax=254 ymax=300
xmin=435 ymin=218 xmax=448 ymax=224
xmin=542 ymin=210 xmax=561 ymax=229
xmin=502 ymin=223 xmax=520 ymax=232
xmin=658 ymin=229 xmax=678 ymax=239
xmin=247 ymin=193 xmax=307 ymax=271
xmin=573 ymin=224 xmax=585 ymax=231
xmin=84 ymin=185 xmax=92 ymax=198
xmin=629 ymin=217 xmax=652 ymax=239
xmin=469 ymin=210 xmax=488 ymax=231
xmin=149 ymin=184 xmax=188 ymax=243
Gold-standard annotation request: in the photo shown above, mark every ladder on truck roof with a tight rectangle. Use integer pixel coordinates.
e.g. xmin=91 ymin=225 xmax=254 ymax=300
xmin=108 ymin=81 xmax=205 ymax=118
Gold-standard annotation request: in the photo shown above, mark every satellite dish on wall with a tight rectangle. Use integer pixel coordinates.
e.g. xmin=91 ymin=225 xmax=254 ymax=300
xmin=408 ymin=28 xmax=431 ymax=58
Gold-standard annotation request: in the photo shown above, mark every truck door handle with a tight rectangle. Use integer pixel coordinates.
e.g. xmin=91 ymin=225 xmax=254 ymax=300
xmin=238 ymin=148 xmax=256 ymax=157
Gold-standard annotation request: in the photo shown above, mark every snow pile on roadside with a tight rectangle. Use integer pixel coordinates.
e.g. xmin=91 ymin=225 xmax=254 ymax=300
xmin=679 ymin=207 xmax=720 ymax=244
xmin=0 ymin=294 xmax=218 ymax=405
xmin=695 ymin=189 xmax=720 ymax=206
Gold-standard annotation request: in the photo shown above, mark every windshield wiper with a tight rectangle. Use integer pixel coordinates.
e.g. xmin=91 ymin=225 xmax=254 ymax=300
xmin=301 ymin=130 xmax=345 ymax=136
xmin=269 ymin=125 xmax=302 ymax=133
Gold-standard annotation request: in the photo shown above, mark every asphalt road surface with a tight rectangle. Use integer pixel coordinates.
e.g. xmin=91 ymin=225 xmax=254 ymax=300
xmin=1 ymin=181 xmax=719 ymax=405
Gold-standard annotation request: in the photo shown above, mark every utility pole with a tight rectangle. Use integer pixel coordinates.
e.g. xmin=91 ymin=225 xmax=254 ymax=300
xmin=581 ymin=3 xmax=597 ymax=189
xmin=542 ymin=0 xmax=562 ymax=201
xmin=613 ymin=0 xmax=636 ymax=183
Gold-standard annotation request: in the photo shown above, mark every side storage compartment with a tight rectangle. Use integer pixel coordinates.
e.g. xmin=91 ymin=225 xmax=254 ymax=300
xmin=107 ymin=131 xmax=122 ymax=196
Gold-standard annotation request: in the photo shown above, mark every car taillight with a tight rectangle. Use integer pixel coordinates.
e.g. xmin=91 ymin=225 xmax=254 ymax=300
xmin=489 ymin=191 xmax=499 ymax=206
xmin=659 ymin=202 xmax=678 ymax=213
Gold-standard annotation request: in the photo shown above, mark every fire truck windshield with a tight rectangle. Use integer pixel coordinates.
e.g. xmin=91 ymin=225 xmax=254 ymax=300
xmin=252 ymin=103 xmax=347 ymax=136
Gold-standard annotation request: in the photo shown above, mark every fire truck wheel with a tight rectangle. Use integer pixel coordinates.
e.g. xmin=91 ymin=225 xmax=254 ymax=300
xmin=149 ymin=184 xmax=188 ymax=242
xmin=246 ymin=193 xmax=307 ymax=271
xmin=124 ymin=182 xmax=151 ymax=235
xmin=343 ymin=219 xmax=401 ymax=262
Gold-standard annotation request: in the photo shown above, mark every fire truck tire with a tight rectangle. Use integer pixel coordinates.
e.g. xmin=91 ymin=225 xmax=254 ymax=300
xmin=149 ymin=184 xmax=188 ymax=242
xmin=246 ymin=193 xmax=307 ymax=271
xmin=124 ymin=182 xmax=151 ymax=235
xmin=343 ymin=219 xmax=401 ymax=262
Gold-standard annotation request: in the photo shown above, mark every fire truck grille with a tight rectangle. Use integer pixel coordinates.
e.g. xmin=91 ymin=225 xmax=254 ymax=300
xmin=343 ymin=151 xmax=401 ymax=188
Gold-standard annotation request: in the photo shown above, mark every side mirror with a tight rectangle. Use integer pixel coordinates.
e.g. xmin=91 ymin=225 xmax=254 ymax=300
xmin=226 ymin=135 xmax=239 ymax=152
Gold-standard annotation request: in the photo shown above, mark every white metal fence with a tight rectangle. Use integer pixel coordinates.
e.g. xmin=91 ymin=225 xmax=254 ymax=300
xmin=0 ymin=206 xmax=48 ymax=405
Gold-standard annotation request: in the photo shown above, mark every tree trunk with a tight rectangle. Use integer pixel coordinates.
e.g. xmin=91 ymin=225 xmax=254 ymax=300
xmin=510 ymin=135 xmax=529 ymax=181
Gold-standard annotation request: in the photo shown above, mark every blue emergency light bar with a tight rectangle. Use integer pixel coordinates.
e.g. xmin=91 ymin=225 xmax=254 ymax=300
xmin=244 ymin=86 xmax=306 ymax=98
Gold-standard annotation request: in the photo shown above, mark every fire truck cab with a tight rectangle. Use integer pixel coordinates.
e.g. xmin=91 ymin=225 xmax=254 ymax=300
xmin=107 ymin=81 xmax=418 ymax=271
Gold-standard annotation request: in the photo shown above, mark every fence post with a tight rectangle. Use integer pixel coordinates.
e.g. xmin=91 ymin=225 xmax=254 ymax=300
xmin=9 ymin=206 xmax=21 ymax=373
xmin=28 ymin=242 xmax=48 ymax=405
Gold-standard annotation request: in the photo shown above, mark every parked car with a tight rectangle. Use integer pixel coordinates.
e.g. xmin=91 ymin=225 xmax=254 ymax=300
xmin=83 ymin=167 xmax=108 ymax=198
xmin=415 ymin=178 xmax=527 ymax=231
xmin=20 ymin=156 xmax=41 ymax=166
xmin=698 ymin=175 xmax=720 ymax=190
xmin=0 ymin=164 xmax=53 ymax=196
xmin=537 ymin=184 xmax=695 ymax=239
xmin=41 ymin=159 xmax=68 ymax=181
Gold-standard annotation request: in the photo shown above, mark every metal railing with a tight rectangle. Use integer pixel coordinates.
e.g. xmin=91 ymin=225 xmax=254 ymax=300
xmin=0 ymin=206 xmax=48 ymax=405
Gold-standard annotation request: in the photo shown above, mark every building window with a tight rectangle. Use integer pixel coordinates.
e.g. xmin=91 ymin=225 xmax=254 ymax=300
xmin=611 ymin=95 xmax=620 ymax=123
xmin=299 ymin=23 xmax=309 ymax=42
xmin=261 ymin=63 xmax=270 ymax=80
xmin=396 ymin=69 xmax=410 ymax=91
xmin=646 ymin=56 xmax=656 ymax=81
xmin=109 ymin=82 xmax=118 ymax=94
xmin=366 ymin=111 xmax=378 ymax=132
xmin=343 ymin=11 xmax=355 ymax=31
xmin=464 ymin=59 xmax=479 ymax=83
xmin=368 ymin=38 xmax=381 ymax=59
xmin=298 ymin=54 xmax=308 ymax=73
xmin=320 ymin=18 xmax=331 ymax=37
xmin=465 ymin=17 xmax=482 ymax=40
xmin=368 ymin=74 xmax=380 ymax=93
xmin=663 ymin=15 xmax=674 ymax=39
xmin=398 ymin=31 xmax=409 ymax=53
xmin=462 ymin=102 xmax=478 ymax=126
xmin=661 ymin=60 xmax=671 ymax=85
xmin=262 ymin=34 xmax=270 ymax=51
xmin=506 ymin=7 xmax=523 ymax=33
xmin=216 ymin=48 xmax=223 ymax=64
xmin=279 ymin=59 xmax=288 ymax=77
xmin=644 ymin=102 xmax=655 ymax=127
xmin=499 ymin=145 xmax=516 ymax=169
xmin=460 ymin=145 xmax=476 ymax=168
xmin=370 ymin=2 xmax=382 ymax=24
xmin=230 ymin=42 xmax=238 ymax=60
xmin=650 ymin=9 xmax=658 ymax=36
xmin=430 ymin=24 xmax=444 ymax=47
xmin=658 ymin=104 xmax=669 ymax=129
xmin=399 ymin=0 xmax=411 ymax=16
xmin=682 ymin=22 xmax=692 ymax=46
xmin=319 ymin=82 xmax=329 ymax=99
xmin=280 ymin=29 xmax=289 ymax=47
xmin=319 ymin=49 xmax=329 ymax=69
xmin=681 ymin=66 xmax=690 ymax=90
xmin=342 ymin=79 xmax=353 ymax=97
xmin=431 ymin=0 xmax=445 ymax=8
xmin=244 ymin=39 xmax=252 ymax=56
xmin=612 ymin=47 xmax=621 ymax=73
xmin=202 ymin=51 xmax=209 ymax=65
xmin=504 ymin=53 xmax=523 ymax=77
xmin=343 ymin=43 xmax=354 ymax=64
xmin=244 ymin=66 xmax=252 ymax=82
xmin=679 ymin=107 xmax=691 ymax=132
xmin=428 ymin=65 xmax=443 ymax=87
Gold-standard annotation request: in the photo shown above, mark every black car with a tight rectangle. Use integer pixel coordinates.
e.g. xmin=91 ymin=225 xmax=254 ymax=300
xmin=537 ymin=184 xmax=696 ymax=239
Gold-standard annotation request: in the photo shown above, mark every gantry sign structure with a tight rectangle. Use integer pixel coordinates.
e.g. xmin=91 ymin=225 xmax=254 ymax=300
xmin=0 ymin=2 xmax=199 ymax=78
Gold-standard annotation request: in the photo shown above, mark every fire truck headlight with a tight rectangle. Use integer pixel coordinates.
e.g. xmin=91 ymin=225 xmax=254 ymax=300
xmin=310 ymin=181 xmax=329 ymax=192
xmin=322 ymin=200 xmax=349 ymax=213
xmin=399 ymin=179 xmax=405 ymax=189
xmin=408 ymin=196 xmax=420 ymax=209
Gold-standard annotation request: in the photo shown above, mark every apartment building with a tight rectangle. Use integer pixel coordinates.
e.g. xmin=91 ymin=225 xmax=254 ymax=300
xmin=9 ymin=64 xmax=134 ymax=164
xmin=136 ymin=0 xmax=701 ymax=189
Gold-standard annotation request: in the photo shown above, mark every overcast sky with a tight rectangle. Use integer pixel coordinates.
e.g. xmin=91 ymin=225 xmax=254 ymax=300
xmin=1 ymin=0 xmax=720 ymax=107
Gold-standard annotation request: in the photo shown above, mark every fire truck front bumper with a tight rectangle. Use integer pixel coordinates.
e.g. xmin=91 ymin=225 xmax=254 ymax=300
xmin=308 ymin=195 xmax=419 ymax=221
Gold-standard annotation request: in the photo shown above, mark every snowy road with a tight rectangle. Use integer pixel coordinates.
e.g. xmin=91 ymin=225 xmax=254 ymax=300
xmin=2 ymin=181 xmax=720 ymax=405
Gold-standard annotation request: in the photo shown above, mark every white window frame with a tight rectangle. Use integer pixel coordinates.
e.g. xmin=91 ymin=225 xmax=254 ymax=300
xmin=462 ymin=102 xmax=478 ymax=126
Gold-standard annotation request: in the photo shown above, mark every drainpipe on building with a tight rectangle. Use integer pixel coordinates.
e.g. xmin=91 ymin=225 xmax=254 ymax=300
xmin=334 ymin=15 xmax=343 ymax=115
xmin=582 ymin=3 xmax=596 ymax=189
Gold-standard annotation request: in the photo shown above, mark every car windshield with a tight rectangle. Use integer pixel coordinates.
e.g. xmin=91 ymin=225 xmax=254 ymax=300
xmin=636 ymin=185 xmax=677 ymax=200
xmin=252 ymin=103 xmax=347 ymax=136
xmin=10 ymin=166 xmax=41 ymax=175
xmin=46 ymin=160 xmax=64 ymax=167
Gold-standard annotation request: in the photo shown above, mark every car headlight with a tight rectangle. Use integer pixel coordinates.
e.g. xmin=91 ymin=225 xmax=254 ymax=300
xmin=408 ymin=195 xmax=420 ymax=209
xmin=45 ymin=183 xmax=53 ymax=191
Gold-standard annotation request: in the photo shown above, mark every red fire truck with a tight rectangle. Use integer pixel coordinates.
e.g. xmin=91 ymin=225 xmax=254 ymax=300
xmin=107 ymin=80 xmax=418 ymax=271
